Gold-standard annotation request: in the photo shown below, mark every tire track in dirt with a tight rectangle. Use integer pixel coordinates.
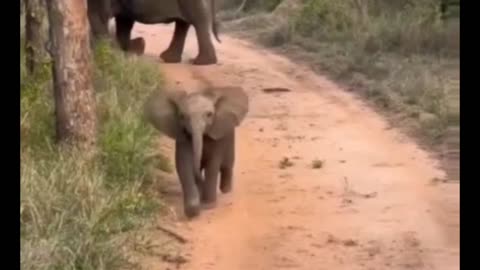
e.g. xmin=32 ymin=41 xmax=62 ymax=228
xmin=133 ymin=24 xmax=459 ymax=270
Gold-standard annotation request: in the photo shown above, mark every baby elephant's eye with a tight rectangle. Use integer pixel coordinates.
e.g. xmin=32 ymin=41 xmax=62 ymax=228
xmin=206 ymin=111 xmax=213 ymax=118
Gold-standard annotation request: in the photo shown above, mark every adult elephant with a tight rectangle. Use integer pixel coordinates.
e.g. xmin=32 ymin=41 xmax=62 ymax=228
xmin=87 ymin=0 xmax=221 ymax=65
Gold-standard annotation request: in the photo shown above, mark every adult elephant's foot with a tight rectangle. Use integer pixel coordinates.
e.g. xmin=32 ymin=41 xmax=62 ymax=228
xmin=160 ymin=49 xmax=182 ymax=63
xmin=128 ymin=37 xmax=145 ymax=55
xmin=191 ymin=53 xmax=217 ymax=65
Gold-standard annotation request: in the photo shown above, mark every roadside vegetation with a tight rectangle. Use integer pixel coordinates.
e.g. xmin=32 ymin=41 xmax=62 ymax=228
xmin=220 ymin=0 xmax=459 ymax=159
xmin=21 ymin=28 xmax=171 ymax=269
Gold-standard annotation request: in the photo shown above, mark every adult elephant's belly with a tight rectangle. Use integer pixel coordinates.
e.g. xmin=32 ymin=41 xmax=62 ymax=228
xmin=128 ymin=0 xmax=186 ymax=24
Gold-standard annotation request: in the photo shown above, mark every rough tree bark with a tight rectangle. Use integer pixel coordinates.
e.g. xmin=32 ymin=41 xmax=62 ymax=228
xmin=25 ymin=0 xmax=46 ymax=74
xmin=46 ymin=0 xmax=97 ymax=153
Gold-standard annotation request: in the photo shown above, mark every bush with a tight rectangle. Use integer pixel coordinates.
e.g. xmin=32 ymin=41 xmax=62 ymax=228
xmin=21 ymin=39 xmax=170 ymax=270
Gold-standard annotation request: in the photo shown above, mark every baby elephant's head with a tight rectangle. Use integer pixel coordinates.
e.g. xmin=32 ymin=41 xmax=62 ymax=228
xmin=144 ymin=86 xmax=249 ymax=179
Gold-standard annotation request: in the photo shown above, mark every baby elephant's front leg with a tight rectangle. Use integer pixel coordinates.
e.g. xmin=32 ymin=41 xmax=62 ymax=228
xmin=175 ymin=140 xmax=201 ymax=218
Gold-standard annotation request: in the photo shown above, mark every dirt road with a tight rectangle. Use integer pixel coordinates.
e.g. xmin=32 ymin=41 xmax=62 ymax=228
xmin=133 ymin=24 xmax=459 ymax=270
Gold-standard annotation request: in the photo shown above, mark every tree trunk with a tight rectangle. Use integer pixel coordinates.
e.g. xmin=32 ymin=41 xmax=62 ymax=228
xmin=25 ymin=0 xmax=46 ymax=75
xmin=46 ymin=0 xmax=97 ymax=153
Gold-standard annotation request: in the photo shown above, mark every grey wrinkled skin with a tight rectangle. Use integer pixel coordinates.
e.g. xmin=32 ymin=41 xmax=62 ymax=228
xmin=144 ymin=87 xmax=249 ymax=218
xmin=87 ymin=0 xmax=221 ymax=65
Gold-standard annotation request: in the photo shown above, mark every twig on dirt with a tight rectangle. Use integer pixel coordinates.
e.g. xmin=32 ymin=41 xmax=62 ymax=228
xmin=155 ymin=225 xmax=188 ymax=244
xmin=358 ymin=191 xmax=377 ymax=198
xmin=311 ymin=159 xmax=324 ymax=169
xmin=161 ymin=253 xmax=189 ymax=265
xmin=326 ymin=233 xmax=358 ymax=247
xmin=343 ymin=239 xmax=358 ymax=247
xmin=430 ymin=177 xmax=457 ymax=185
xmin=262 ymin=87 xmax=292 ymax=93
xmin=279 ymin=157 xmax=294 ymax=169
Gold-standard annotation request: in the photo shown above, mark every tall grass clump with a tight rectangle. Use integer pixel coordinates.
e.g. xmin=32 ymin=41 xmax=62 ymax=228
xmin=21 ymin=37 xmax=170 ymax=270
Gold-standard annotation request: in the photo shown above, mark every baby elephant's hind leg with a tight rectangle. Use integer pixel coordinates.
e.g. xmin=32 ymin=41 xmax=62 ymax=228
xmin=202 ymin=163 xmax=220 ymax=209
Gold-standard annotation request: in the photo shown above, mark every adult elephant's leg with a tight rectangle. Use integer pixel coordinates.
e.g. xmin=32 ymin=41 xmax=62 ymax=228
xmin=178 ymin=0 xmax=217 ymax=65
xmin=160 ymin=20 xmax=190 ymax=63
xmin=191 ymin=22 xmax=217 ymax=65
xmin=129 ymin=37 xmax=145 ymax=55
xmin=115 ymin=16 xmax=133 ymax=51
xmin=89 ymin=14 xmax=110 ymax=41
xmin=115 ymin=16 xmax=145 ymax=55
xmin=87 ymin=0 xmax=110 ymax=41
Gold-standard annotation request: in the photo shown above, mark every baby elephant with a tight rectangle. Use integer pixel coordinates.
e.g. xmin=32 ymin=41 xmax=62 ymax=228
xmin=144 ymin=87 xmax=249 ymax=218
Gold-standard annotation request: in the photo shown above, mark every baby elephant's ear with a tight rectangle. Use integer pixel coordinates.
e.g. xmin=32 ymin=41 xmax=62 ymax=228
xmin=205 ymin=87 xmax=249 ymax=140
xmin=143 ymin=89 xmax=186 ymax=139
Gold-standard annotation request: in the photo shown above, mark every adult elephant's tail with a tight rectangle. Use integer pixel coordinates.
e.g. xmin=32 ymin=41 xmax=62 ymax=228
xmin=211 ymin=0 xmax=221 ymax=43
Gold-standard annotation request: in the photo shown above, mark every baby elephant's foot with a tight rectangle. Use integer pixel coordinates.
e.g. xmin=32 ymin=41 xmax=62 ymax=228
xmin=201 ymin=193 xmax=217 ymax=210
xmin=201 ymin=200 xmax=217 ymax=210
xmin=220 ymin=184 xmax=232 ymax=193
xmin=184 ymin=204 xmax=200 ymax=218
xmin=184 ymin=197 xmax=201 ymax=218
xmin=220 ymin=182 xmax=232 ymax=194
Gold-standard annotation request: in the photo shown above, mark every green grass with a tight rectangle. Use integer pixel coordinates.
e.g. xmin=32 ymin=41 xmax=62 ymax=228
xmin=221 ymin=0 xmax=459 ymax=151
xmin=21 ymin=38 xmax=171 ymax=269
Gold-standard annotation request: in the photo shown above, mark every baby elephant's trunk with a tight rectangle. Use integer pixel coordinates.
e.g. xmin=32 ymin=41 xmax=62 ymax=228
xmin=191 ymin=123 xmax=205 ymax=182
